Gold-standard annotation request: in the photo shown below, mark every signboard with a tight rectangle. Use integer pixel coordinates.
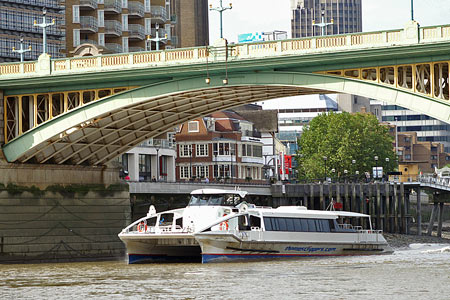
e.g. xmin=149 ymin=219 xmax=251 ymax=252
xmin=372 ymin=166 xmax=383 ymax=178
xmin=238 ymin=32 xmax=264 ymax=43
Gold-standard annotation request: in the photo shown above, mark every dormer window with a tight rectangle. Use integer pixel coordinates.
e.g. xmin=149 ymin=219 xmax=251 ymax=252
xmin=188 ymin=121 xmax=199 ymax=132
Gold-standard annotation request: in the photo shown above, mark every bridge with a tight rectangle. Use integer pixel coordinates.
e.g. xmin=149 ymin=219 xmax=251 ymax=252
xmin=2 ymin=21 xmax=450 ymax=165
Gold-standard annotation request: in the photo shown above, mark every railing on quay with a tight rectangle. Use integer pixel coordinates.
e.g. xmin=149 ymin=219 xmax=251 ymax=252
xmin=2 ymin=23 xmax=450 ymax=77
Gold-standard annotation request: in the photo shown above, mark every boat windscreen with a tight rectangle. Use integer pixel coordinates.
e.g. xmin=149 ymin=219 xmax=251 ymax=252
xmin=188 ymin=194 xmax=244 ymax=206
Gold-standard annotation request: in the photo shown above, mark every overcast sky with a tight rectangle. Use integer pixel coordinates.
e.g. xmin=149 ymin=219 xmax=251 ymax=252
xmin=208 ymin=0 xmax=450 ymax=43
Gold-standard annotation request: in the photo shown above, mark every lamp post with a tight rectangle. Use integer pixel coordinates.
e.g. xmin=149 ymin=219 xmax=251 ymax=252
xmin=385 ymin=157 xmax=390 ymax=182
xmin=189 ymin=146 xmax=193 ymax=180
xmin=312 ymin=10 xmax=334 ymax=36
xmin=344 ymin=169 xmax=348 ymax=183
xmin=331 ymin=168 xmax=336 ymax=182
xmin=147 ymin=23 xmax=167 ymax=51
xmin=209 ymin=0 xmax=233 ymax=39
xmin=394 ymin=117 xmax=399 ymax=157
xmin=12 ymin=38 xmax=31 ymax=62
xmin=156 ymin=148 xmax=160 ymax=181
xmin=411 ymin=0 xmax=414 ymax=21
xmin=323 ymin=156 xmax=328 ymax=182
xmin=355 ymin=170 xmax=360 ymax=183
xmin=33 ymin=8 xmax=55 ymax=55
xmin=214 ymin=152 xmax=218 ymax=181
xmin=374 ymin=155 xmax=379 ymax=180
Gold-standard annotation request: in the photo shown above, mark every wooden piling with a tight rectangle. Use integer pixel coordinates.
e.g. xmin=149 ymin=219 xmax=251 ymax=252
xmin=437 ymin=202 xmax=445 ymax=238
xmin=384 ymin=183 xmax=390 ymax=232
xmin=416 ymin=187 xmax=422 ymax=236
xmin=319 ymin=184 xmax=324 ymax=210
xmin=309 ymin=184 xmax=314 ymax=209
xmin=394 ymin=183 xmax=399 ymax=233
xmin=400 ymin=183 xmax=406 ymax=234
xmin=376 ymin=183 xmax=382 ymax=230
xmin=426 ymin=203 xmax=439 ymax=236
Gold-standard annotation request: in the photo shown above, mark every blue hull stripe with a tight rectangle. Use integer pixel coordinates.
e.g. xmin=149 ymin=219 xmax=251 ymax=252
xmin=202 ymin=253 xmax=354 ymax=263
xmin=128 ymin=254 xmax=201 ymax=264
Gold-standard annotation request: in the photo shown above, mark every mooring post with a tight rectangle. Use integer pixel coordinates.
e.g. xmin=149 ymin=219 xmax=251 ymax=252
xmin=336 ymin=183 xmax=341 ymax=208
xmin=426 ymin=202 xmax=439 ymax=236
xmin=437 ymin=202 xmax=445 ymax=238
xmin=416 ymin=186 xmax=422 ymax=235
xmin=309 ymin=184 xmax=314 ymax=209
xmin=376 ymin=183 xmax=382 ymax=230
xmin=384 ymin=183 xmax=390 ymax=232
xmin=400 ymin=183 xmax=406 ymax=234
xmin=394 ymin=183 xmax=399 ymax=233
xmin=351 ymin=183 xmax=356 ymax=212
xmin=319 ymin=183 xmax=324 ymax=210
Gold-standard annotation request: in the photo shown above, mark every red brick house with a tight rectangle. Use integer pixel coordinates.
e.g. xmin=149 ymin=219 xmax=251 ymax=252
xmin=175 ymin=111 xmax=265 ymax=183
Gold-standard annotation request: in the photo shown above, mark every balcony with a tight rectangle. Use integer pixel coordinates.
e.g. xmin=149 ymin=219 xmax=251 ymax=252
xmin=151 ymin=6 xmax=168 ymax=22
xmin=128 ymin=1 xmax=145 ymax=18
xmin=80 ymin=39 xmax=98 ymax=46
xmin=105 ymin=43 xmax=122 ymax=53
xmin=128 ymin=24 xmax=145 ymax=40
xmin=129 ymin=46 xmax=145 ymax=53
xmin=79 ymin=0 xmax=98 ymax=10
xmin=80 ymin=16 xmax=98 ymax=33
xmin=150 ymin=27 xmax=167 ymax=38
xmin=104 ymin=20 xmax=122 ymax=36
xmin=104 ymin=0 xmax=122 ymax=13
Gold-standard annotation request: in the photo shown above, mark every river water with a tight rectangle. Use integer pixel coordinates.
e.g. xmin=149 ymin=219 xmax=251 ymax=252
xmin=1 ymin=244 xmax=450 ymax=300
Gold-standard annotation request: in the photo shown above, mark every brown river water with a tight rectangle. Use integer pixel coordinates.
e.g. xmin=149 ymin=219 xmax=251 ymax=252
xmin=1 ymin=244 xmax=450 ymax=300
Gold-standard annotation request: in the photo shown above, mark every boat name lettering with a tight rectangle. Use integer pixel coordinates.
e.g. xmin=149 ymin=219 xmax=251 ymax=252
xmin=284 ymin=246 xmax=336 ymax=252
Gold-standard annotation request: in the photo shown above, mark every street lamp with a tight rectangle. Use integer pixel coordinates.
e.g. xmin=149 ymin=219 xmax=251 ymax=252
xmin=209 ymin=0 xmax=233 ymax=39
xmin=34 ymin=8 xmax=55 ymax=55
xmin=411 ymin=0 xmax=414 ymax=21
xmin=344 ymin=169 xmax=348 ymax=183
xmin=146 ymin=23 xmax=168 ymax=51
xmin=331 ymin=168 xmax=335 ymax=183
xmin=374 ymin=155 xmax=379 ymax=180
xmin=312 ymin=10 xmax=334 ymax=36
xmin=323 ymin=156 xmax=328 ymax=182
xmin=355 ymin=170 xmax=360 ymax=183
xmin=189 ymin=146 xmax=193 ymax=180
xmin=156 ymin=148 xmax=160 ymax=181
xmin=12 ymin=38 xmax=31 ymax=62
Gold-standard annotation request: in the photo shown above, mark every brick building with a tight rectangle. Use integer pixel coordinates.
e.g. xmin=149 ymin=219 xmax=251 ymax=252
xmin=390 ymin=127 xmax=450 ymax=173
xmin=175 ymin=111 xmax=265 ymax=183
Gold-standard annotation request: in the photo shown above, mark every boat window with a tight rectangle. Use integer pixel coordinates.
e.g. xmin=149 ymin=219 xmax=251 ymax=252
xmin=263 ymin=217 xmax=332 ymax=233
xmin=238 ymin=215 xmax=250 ymax=230
xmin=249 ymin=215 xmax=261 ymax=228
xmin=209 ymin=195 xmax=223 ymax=205
xmin=176 ymin=217 xmax=182 ymax=228
xmin=159 ymin=213 xmax=174 ymax=226
xmin=146 ymin=217 xmax=157 ymax=227
xmin=224 ymin=194 xmax=242 ymax=206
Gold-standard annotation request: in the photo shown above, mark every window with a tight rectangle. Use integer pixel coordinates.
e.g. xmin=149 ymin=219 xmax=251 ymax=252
xmin=214 ymin=142 xmax=230 ymax=156
xmin=253 ymin=145 xmax=262 ymax=157
xmin=196 ymin=144 xmax=208 ymax=157
xmin=404 ymin=137 xmax=410 ymax=142
xmin=180 ymin=166 xmax=190 ymax=179
xmin=405 ymin=154 xmax=411 ymax=160
xmin=138 ymin=154 xmax=151 ymax=181
xmin=431 ymin=155 xmax=437 ymax=160
xmin=188 ymin=121 xmax=199 ymax=132
xmin=263 ymin=217 xmax=332 ymax=232
xmin=195 ymin=165 xmax=209 ymax=179
xmin=179 ymin=144 xmax=192 ymax=157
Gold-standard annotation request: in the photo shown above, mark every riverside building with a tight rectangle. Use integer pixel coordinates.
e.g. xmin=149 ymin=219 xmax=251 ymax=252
xmin=291 ymin=0 xmax=362 ymax=38
xmin=0 ymin=0 xmax=65 ymax=62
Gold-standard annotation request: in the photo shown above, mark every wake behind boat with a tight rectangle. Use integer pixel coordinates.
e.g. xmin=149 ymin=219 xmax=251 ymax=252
xmin=194 ymin=204 xmax=393 ymax=263
xmin=118 ymin=188 xmax=248 ymax=264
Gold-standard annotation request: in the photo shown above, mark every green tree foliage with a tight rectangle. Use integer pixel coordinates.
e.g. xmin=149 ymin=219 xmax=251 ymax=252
xmin=296 ymin=112 xmax=397 ymax=180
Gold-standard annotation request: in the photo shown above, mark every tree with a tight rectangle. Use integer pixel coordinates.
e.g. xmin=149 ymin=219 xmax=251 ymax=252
xmin=296 ymin=112 xmax=397 ymax=181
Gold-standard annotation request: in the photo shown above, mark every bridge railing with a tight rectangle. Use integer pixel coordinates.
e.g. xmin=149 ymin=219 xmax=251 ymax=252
xmin=1 ymin=23 xmax=450 ymax=78
xmin=418 ymin=174 xmax=450 ymax=190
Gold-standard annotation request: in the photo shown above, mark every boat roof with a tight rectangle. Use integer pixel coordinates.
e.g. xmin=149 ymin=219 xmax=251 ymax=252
xmin=190 ymin=188 xmax=248 ymax=198
xmin=253 ymin=206 xmax=369 ymax=219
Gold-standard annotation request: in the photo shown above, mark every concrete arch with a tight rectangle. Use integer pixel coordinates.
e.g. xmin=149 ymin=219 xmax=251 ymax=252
xmin=3 ymin=71 xmax=450 ymax=165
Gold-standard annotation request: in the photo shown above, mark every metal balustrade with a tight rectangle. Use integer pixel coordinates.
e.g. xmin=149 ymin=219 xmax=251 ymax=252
xmin=79 ymin=0 xmax=98 ymax=9
xmin=80 ymin=16 xmax=98 ymax=32
xmin=104 ymin=20 xmax=122 ymax=36
xmin=151 ymin=5 xmax=168 ymax=21
xmin=104 ymin=43 xmax=122 ymax=53
xmin=128 ymin=24 xmax=145 ymax=40
xmin=128 ymin=1 xmax=145 ymax=17
xmin=104 ymin=0 xmax=122 ymax=13
xmin=150 ymin=27 xmax=166 ymax=38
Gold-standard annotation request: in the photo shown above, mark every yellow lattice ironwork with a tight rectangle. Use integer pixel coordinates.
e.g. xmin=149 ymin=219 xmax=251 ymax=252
xmin=318 ymin=61 xmax=449 ymax=101
xmin=3 ymin=86 xmax=135 ymax=143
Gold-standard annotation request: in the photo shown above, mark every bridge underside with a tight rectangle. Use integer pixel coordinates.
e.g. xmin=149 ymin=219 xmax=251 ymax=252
xmin=3 ymin=71 xmax=450 ymax=165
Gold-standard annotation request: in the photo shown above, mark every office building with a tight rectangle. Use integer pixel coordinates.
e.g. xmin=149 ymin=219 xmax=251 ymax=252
xmin=170 ymin=0 xmax=209 ymax=48
xmin=0 ymin=0 xmax=65 ymax=62
xmin=291 ymin=0 xmax=362 ymax=38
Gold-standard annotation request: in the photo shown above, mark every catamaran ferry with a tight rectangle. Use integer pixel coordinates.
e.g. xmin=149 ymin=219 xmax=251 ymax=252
xmin=118 ymin=188 xmax=249 ymax=264
xmin=194 ymin=204 xmax=393 ymax=263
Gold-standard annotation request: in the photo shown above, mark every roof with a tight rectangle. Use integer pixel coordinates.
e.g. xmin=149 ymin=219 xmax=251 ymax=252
xmin=191 ymin=189 xmax=248 ymax=198
xmin=231 ymin=109 xmax=278 ymax=132
xmin=258 ymin=94 xmax=338 ymax=110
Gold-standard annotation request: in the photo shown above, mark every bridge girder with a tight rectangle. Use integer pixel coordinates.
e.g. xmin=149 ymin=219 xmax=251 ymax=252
xmin=3 ymin=71 xmax=450 ymax=165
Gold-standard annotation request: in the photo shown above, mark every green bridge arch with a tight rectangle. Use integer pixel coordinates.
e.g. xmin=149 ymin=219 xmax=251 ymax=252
xmin=3 ymin=71 xmax=450 ymax=165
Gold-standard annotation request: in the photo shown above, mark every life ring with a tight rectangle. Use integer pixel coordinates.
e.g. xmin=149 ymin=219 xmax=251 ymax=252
xmin=219 ymin=221 xmax=229 ymax=231
xmin=137 ymin=222 xmax=147 ymax=233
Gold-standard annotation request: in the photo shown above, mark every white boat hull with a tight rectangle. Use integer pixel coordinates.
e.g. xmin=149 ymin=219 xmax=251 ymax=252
xmin=119 ymin=233 xmax=201 ymax=263
xmin=195 ymin=231 xmax=394 ymax=263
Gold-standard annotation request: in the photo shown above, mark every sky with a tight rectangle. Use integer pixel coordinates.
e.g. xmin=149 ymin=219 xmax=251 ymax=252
xmin=208 ymin=0 xmax=450 ymax=43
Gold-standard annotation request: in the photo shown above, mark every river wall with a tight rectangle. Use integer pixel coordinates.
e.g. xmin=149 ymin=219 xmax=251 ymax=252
xmin=0 ymin=184 xmax=130 ymax=264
